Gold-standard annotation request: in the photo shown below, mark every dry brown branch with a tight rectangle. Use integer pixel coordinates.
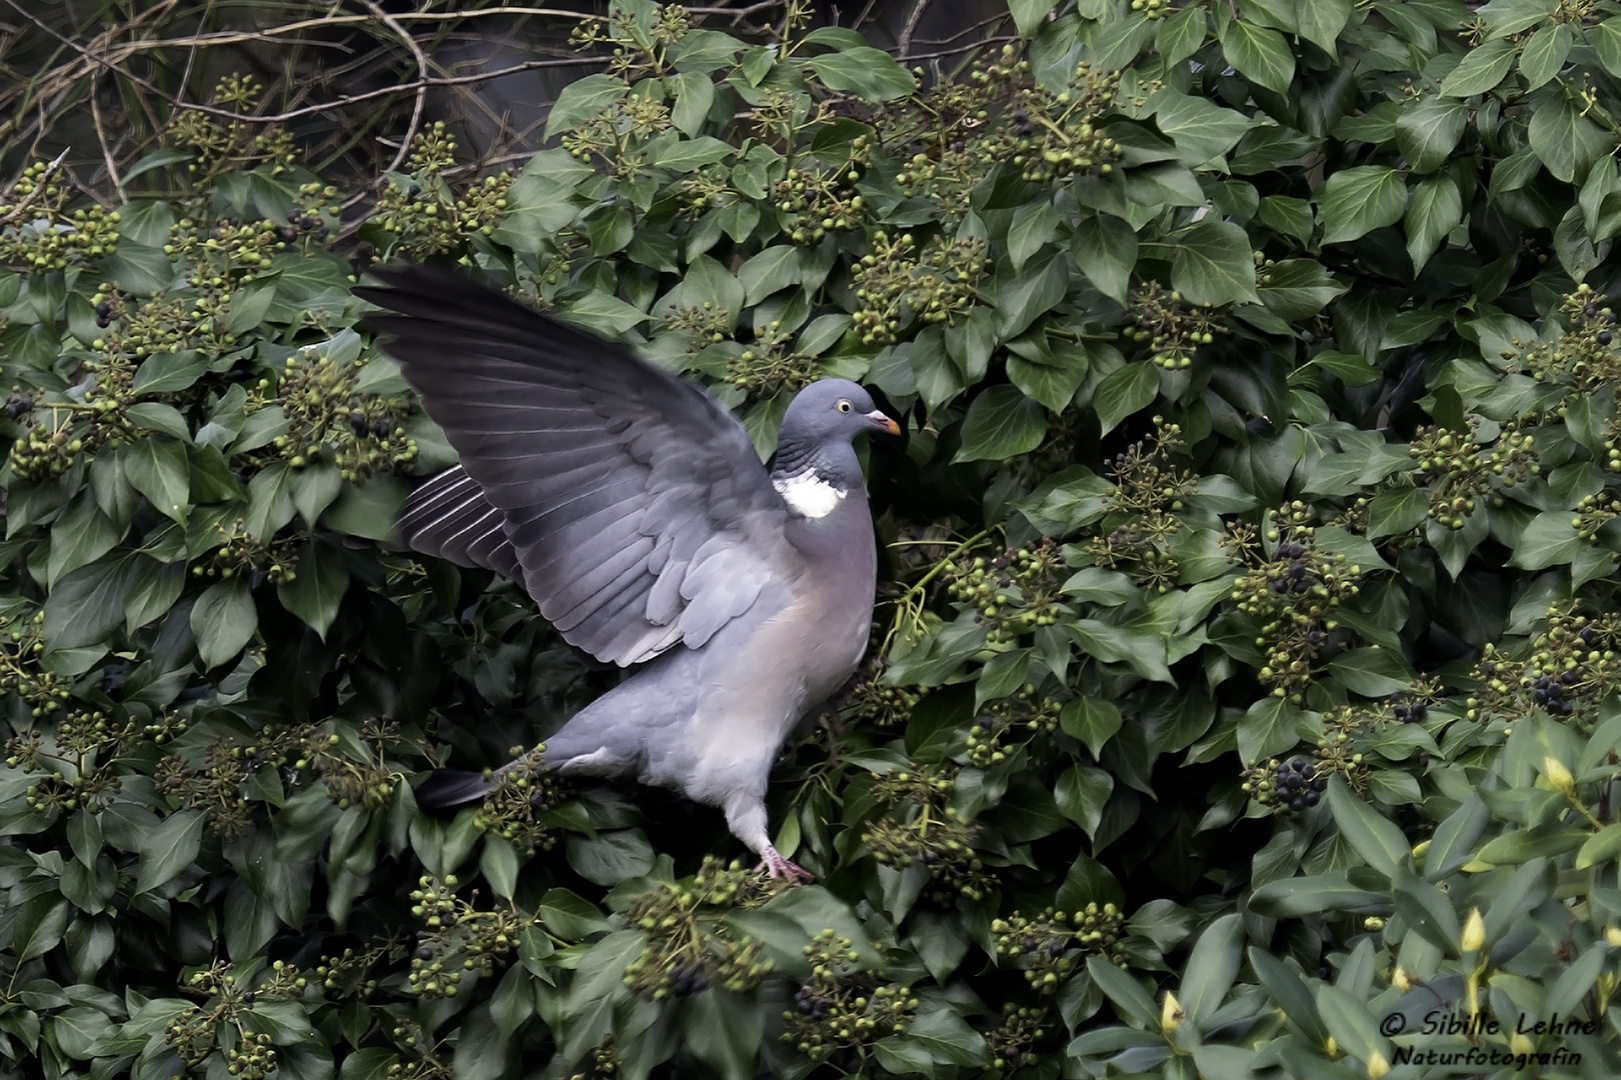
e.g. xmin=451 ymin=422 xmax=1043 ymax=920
xmin=898 ymin=0 xmax=935 ymax=59
xmin=87 ymin=76 xmax=124 ymax=205
xmin=355 ymin=0 xmax=431 ymax=177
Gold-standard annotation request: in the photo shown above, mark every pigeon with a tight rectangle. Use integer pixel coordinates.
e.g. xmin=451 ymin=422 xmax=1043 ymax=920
xmin=355 ymin=265 xmax=899 ymax=881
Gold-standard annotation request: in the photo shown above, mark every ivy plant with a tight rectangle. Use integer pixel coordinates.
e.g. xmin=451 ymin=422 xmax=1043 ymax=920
xmin=5 ymin=1 xmax=1621 ymax=1078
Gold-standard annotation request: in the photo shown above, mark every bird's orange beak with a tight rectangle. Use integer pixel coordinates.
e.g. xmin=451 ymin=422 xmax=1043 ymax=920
xmin=867 ymin=410 xmax=901 ymax=435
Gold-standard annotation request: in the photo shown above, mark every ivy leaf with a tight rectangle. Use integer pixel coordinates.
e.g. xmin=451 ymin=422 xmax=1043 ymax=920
xmin=136 ymin=811 xmax=206 ymax=893
xmin=1010 ymin=0 xmax=1056 ymax=36
xmin=1328 ymin=647 xmax=1413 ymax=697
xmin=1438 ymin=37 xmax=1517 ymax=97
xmin=544 ymin=73 xmax=628 ymax=137
xmin=10 ymin=892 xmax=70 ymax=961
xmin=1092 ymin=361 xmax=1160 ymax=436
xmin=1528 ymin=93 xmax=1612 ymax=183
xmin=1055 ymin=765 xmax=1114 ymax=841
xmin=1061 ymin=697 xmax=1124 ymax=757
xmin=668 ymin=71 xmax=715 ymax=136
xmin=1509 ymin=510 xmax=1584 ymax=570
xmin=1008 ymin=199 xmax=1061 ymax=272
xmin=1219 ymin=21 xmax=1295 ymax=94
xmin=1258 ymin=259 xmax=1347 ymax=320
xmin=1071 ymin=212 xmax=1137 ymax=303
xmin=122 ymin=436 xmax=191 ymax=523
xmin=1170 ymin=219 xmax=1259 ymax=306
xmin=1317 ymin=166 xmax=1407 ymax=244
xmin=1006 ymin=339 xmax=1088 ymax=413
xmin=1519 ymin=24 xmax=1574 ymax=91
xmin=1594 ymin=18 xmax=1621 ymax=78
xmin=954 ymin=386 xmax=1047 ymax=462
xmin=653 ymin=136 xmax=734 ymax=173
xmin=191 ymin=576 xmax=257 ymax=669
xmin=1405 ymin=173 xmax=1464 ymax=274
xmin=1325 ymin=779 xmax=1408 ymax=879
xmin=1297 ymin=0 xmax=1352 ymax=53
xmin=1366 ymin=486 xmax=1430 ymax=538
xmin=1394 ymin=96 xmax=1468 ymax=174
xmin=1156 ymin=6 xmax=1207 ymax=66
xmin=44 ymin=555 xmax=137 ymax=651
xmin=802 ymin=48 xmax=916 ymax=102
xmin=278 ymin=538 xmax=349 ymax=640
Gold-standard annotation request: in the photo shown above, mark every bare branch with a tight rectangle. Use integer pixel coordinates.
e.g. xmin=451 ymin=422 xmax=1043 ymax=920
xmin=898 ymin=0 xmax=935 ymax=60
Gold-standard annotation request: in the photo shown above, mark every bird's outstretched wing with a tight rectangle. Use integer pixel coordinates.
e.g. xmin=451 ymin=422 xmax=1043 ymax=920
xmin=358 ymin=265 xmax=792 ymax=667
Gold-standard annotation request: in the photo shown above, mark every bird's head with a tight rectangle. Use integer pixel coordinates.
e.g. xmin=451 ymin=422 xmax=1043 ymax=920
xmin=782 ymin=379 xmax=900 ymax=444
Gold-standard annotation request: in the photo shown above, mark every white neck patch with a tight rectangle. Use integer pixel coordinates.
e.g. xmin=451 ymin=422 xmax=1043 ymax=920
xmin=773 ymin=470 xmax=846 ymax=519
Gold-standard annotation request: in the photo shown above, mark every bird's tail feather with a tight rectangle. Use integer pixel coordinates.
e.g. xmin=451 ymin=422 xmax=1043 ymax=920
xmin=414 ymin=769 xmax=496 ymax=809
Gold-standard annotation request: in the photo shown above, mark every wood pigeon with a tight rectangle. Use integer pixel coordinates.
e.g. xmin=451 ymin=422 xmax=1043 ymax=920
xmin=356 ymin=265 xmax=899 ymax=881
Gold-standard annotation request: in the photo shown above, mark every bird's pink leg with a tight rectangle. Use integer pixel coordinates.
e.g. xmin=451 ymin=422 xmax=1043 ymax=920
xmin=756 ymin=844 xmax=815 ymax=883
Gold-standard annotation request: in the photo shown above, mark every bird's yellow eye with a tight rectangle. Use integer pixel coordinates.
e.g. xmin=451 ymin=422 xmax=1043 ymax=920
xmin=836 ymin=399 xmax=852 ymax=413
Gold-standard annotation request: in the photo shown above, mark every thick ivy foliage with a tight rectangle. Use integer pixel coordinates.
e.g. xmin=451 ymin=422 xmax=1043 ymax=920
xmin=7 ymin=0 xmax=1621 ymax=1078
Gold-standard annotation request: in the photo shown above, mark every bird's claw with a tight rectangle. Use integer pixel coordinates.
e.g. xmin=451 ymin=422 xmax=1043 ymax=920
xmin=757 ymin=846 xmax=815 ymax=884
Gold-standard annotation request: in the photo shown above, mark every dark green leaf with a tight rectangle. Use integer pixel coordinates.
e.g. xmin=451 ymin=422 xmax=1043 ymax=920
xmin=954 ymin=386 xmax=1047 ymax=463
xmin=136 ymin=810 xmax=206 ymax=893
xmin=803 ymin=48 xmax=916 ymax=102
xmin=191 ymin=576 xmax=257 ymax=669
xmin=1438 ymin=37 xmax=1517 ymax=97
xmin=1092 ymin=362 xmax=1159 ymax=436
xmin=1219 ymin=21 xmax=1295 ymax=94
xmin=1317 ymin=166 xmax=1407 ymax=245
xmin=1170 ymin=219 xmax=1259 ymax=306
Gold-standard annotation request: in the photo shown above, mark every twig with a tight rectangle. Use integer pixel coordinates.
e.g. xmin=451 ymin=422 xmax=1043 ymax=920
xmin=0 ymin=147 xmax=70 ymax=227
xmin=87 ymin=76 xmax=125 ymax=203
xmin=898 ymin=0 xmax=934 ymax=60
xmin=355 ymin=0 xmax=431 ymax=177
xmin=685 ymin=1 xmax=784 ymax=23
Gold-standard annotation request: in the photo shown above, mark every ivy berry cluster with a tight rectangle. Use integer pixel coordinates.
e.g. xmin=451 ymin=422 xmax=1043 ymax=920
xmin=407 ymin=874 xmax=535 ymax=998
xmin=196 ymin=518 xmax=300 ymax=586
xmin=772 ymin=136 xmax=873 ymax=245
xmin=1123 ymin=284 xmax=1227 ymax=370
xmin=1405 ymin=422 xmax=1536 ymax=530
xmin=1521 ymin=283 xmax=1621 ymax=393
xmin=860 ymin=766 xmax=992 ymax=901
xmin=1241 ymin=755 xmax=1327 ymax=814
xmin=986 ymin=60 xmax=1123 ymax=184
xmin=470 ymin=743 xmax=565 ymax=855
xmin=781 ymin=930 xmax=915 ymax=1065
xmin=1231 ymin=510 xmax=1363 ymax=701
xmin=373 ymin=124 xmax=513 ymax=257
xmin=255 ymin=348 xmax=418 ymax=480
xmin=991 ymin=903 xmax=1129 ymax=991
xmin=850 ymin=231 xmax=987 ymax=346
xmin=621 ymin=857 xmax=776 ymax=1000
xmin=837 ymin=661 xmax=920 ymax=728
xmin=725 ymin=319 xmax=820 ymax=397
xmin=161 ymin=961 xmax=307 ymax=1080
xmin=156 ymin=728 xmax=301 ymax=839
xmin=964 ymin=684 xmax=1060 ymax=767
xmin=945 ymin=536 xmax=1066 ymax=645
xmin=983 ymin=1004 xmax=1052 ymax=1074
xmin=0 ymin=160 xmax=121 ymax=272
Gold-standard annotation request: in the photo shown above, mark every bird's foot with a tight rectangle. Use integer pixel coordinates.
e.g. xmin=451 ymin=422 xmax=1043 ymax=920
xmin=756 ymin=845 xmax=815 ymax=884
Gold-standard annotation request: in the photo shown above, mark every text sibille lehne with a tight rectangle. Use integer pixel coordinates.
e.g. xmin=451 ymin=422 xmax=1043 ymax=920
xmin=1419 ymin=1011 xmax=1598 ymax=1037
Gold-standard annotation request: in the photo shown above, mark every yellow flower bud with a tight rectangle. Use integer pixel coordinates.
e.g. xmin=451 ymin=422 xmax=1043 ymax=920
xmin=1461 ymin=908 xmax=1486 ymax=953
xmin=1160 ymin=990 xmax=1183 ymax=1033
xmin=1543 ymin=756 xmax=1576 ymax=797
